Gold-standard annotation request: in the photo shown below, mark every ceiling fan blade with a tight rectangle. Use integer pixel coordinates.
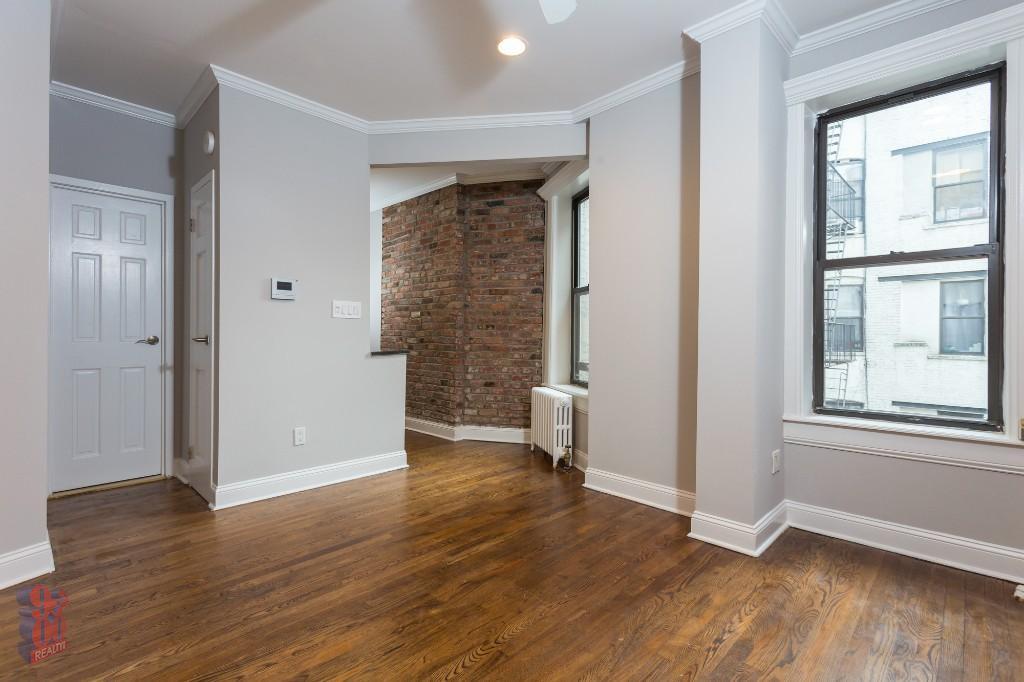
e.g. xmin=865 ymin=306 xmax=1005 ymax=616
xmin=539 ymin=0 xmax=577 ymax=24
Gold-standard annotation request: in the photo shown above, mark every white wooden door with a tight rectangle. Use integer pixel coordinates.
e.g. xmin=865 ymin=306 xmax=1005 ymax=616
xmin=49 ymin=182 xmax=165 ymax=491
xmin=186 ymin=172 xmax=215 ymax=504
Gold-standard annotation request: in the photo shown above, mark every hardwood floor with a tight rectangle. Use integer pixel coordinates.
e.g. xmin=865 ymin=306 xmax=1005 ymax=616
xmin=1 ymin=432 xmax=1021 ymax=680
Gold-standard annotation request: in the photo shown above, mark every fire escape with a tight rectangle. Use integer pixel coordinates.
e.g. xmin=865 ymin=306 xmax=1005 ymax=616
xmin=823 ymin=122 xmax=860 ymax=408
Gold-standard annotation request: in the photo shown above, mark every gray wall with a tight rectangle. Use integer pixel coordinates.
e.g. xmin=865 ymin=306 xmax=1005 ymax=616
xmin=216 ymin=86 xmax=405 ymax=484
xmin=51 ymin=95 xmax=188 ymax=461
xmin=0 ymin=0 xmax=50 ymax=562
xmin=784 ymin=0 xmax=1024 ymax=551
xmin=50 ymin=96 xmax=180 ymax=195
xmin=587 ymin=76 xmax=700 ymax=493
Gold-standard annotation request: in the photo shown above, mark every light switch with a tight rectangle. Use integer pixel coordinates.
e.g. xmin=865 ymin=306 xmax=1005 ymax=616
xmin=332 ymin=300 xmax=361 ymax=319
xmin=293 ymin=426 xmax=306 ymax=446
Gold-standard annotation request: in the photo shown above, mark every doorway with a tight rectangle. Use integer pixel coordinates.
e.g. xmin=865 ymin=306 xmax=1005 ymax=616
xmin=48 ymin=176 xmax=174 ymax=493
xmin=184 ymin=171 xmax=216 ymax=504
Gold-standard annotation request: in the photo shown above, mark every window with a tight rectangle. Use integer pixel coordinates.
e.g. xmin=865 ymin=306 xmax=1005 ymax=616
xmin=934 ymin=141 xmax=987 ymax=223
xmin=572 ymin=188 xmax=590 ymax=386
xmin=940 ymin=280 xmax=985 ymax=354
xmin=813 ymin=65 xmax=1004 ymax=430
xmin=833 ymin=284 xmax=864 ymax=353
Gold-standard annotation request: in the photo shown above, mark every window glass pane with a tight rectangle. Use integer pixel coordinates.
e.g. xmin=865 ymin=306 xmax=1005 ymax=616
xmin=574 ymin=291 xmax=590 ymax=384
xmin=824 ymin=82 xmax=990 ymax=260
xmin=821 ymin=259 xmax=988 ymax=422
xmin=935 ymin=182 xmax=985 ymax=222
xmin=576 ymin=197 xmax=589 ymax=287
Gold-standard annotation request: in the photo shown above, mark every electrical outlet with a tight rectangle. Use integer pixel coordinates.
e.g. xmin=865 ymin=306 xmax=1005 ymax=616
xmin=293 ymin=426 xmax=307 ymax=446
xmin=771 ymin=449 xmax=782 ymax=475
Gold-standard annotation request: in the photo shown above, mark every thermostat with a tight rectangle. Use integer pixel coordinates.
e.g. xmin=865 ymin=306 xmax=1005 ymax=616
xmin=271 ymin=278 xmax=297 ymax=300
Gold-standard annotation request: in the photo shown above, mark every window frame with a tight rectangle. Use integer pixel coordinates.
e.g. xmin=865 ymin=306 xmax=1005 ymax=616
xmin=939 ymin=279 xmax=987 ymax=356
xmin=571 ymin=187 xmax=590 ymax=387
xmin=933 ymin=139 xmax=989 ymax=224
xmin=812 ymin=64 xmax=1006 ymax=432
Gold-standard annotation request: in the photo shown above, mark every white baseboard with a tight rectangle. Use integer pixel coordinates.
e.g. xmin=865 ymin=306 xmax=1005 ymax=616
xmin=787 ymin=500 xmax=1024 ymax=584
xmin=172 ymin=457 xmax=189 ymax=485
xmin=688 ymin=500 xmax=789 ymax=557
xmin=0 ymin=536 xmax=55 ymax=590
xmin=572 ymin=449 xmax=588 ymax=472
xmin=583 ymin=468 xmax=695 ymax=517
xmin=211 ymin=451 xmax=408 ymax=510
xmin=405 ymin=417 xmax=530 ymax=444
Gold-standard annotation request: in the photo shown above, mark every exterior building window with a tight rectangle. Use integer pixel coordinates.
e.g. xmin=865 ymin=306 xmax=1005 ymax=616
xmin=572 ymin=189 xmax=590 ymax=386
xmin=934 ymin=142 xmax=987 ymax=223
xmin=940 ymin=280 xmax=985 ymax=355
xmin=813 ymin=65 xmax=1004 ymax=430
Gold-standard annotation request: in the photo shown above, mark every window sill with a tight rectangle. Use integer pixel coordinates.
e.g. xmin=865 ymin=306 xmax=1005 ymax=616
xmin=546 ymin=383 xmax=588 ymax=413
xmin=783 ymin=412 xmax=1024 ymax=475
xmin=926 ymin=353 xmax=986 ymax=361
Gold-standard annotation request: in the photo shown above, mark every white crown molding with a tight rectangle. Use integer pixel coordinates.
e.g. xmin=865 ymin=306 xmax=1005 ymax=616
xmin=456 ymin=169 xmax=547 ymax=185
xmin=210 ymin=64 xmax=370 ymax=133
xmin=210 ymin=451 xmax=408 ymax=510
xmin=176 ymin=65 xmax=218 ymax=129
xmin=50 ymin=81 xmax=177 ymax=128
xmin=792 ymin=0 xmax=966 ymax=56
xmin=583 ymin=468 xmax=696 ymax=517
xmin=685 ymin=0 xmax=798 ymax=54
xmin=373 ymin=175 xmax=458 ymax=212
xmin=368 ymin=111 xmax=573 ymax=135
xmin=784 ymin=2 xmax=1024 ymax=106
xmin=570 ymin=58 xmax=698 ymax=122
xmin=374 ymin=169 xmax=549 ymax=211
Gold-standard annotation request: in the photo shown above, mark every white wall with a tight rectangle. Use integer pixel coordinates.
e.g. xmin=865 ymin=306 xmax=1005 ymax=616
xmin=0 ymin=0 xmax=52 ymax=584
xmin=587 ymin=76 xmax=700 ymax=494
xmin=215 ymin=87 xmax=406 ymax=485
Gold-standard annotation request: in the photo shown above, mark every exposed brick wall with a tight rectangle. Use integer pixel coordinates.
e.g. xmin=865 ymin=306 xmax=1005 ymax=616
xmin=380 ymin=186 xmax=466 ymax=425
xmin=462 ymin=181 xmax=546 ymax=427
xmin=381 ymin=180 xmax=545 ymax=429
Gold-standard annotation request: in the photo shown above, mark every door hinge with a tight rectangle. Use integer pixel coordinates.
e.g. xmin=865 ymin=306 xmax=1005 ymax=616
xmin=189 ymin=217 xmax=196 ymax=232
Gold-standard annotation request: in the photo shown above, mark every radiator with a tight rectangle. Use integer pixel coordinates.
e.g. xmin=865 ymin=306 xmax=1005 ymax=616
xmin=530 ymin=387 xmax=573 ymax=466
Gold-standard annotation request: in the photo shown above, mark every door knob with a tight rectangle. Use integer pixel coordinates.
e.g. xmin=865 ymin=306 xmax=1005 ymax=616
xmin=135 ymin=335 xmax=160 ymax=345
xmin=192 ymin=335 xmax=210 ymax=345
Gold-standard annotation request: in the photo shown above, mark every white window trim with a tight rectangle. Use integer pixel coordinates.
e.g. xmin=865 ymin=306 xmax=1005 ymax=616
xmin=538 ymin=160 xmax=589 ymax=391
xmin=782 ymin=11 xmax=1024 ymax=473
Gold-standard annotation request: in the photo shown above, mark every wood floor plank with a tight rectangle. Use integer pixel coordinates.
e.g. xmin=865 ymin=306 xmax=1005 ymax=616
xmin=0 ymin=433 xmax=1020 ymax=680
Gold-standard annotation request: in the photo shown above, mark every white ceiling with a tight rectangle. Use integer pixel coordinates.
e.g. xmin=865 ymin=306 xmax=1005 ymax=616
xmin=52 ymin=0 xmax=897 ymax=122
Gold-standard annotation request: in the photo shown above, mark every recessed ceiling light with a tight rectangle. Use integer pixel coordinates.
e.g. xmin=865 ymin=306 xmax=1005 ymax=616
xmin=498 ymin=35 xmax=528 ymax=57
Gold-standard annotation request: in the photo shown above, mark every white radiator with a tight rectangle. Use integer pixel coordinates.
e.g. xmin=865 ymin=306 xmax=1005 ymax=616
xmin=530 ymin=387 xmax=573 ymax=466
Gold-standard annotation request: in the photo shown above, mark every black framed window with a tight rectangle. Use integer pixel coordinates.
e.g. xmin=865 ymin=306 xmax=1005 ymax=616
xmin=572 ymin=188 xmax=590 ymax=386
xmin=940 ymin=280 xmax=985 ymax=355
xmin=813 ymin=64 xmax=1004 ymax=431
xmin=934 ymin=141 xmax=987 ymax=223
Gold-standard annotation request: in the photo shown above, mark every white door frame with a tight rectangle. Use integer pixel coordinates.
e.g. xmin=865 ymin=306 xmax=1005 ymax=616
xmin=48 ymin=174 xmax=175 ymax=492
xmin=182 ymin=169 xmax=216 ymax=501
